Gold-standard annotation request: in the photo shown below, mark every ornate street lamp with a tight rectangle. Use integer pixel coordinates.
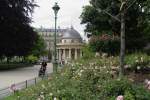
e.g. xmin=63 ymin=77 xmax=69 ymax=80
xmin=52 ymin=2 xmax=60 ymax=72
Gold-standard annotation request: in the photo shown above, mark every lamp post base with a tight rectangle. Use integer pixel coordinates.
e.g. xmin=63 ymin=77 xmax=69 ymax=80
xmin=53 ymin=61 xmax=57 ymax=73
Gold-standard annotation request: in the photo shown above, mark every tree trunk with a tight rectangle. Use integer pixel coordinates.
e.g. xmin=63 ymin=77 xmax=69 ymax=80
xmin=120 ymin=9 xmax=125 ymax=77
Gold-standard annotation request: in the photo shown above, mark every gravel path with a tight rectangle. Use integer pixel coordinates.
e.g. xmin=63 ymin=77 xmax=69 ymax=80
xmin=0 ymin=63 xmax=53 ymax=89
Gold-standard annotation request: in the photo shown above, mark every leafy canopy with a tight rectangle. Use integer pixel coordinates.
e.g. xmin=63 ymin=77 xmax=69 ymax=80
xmin=80 ymin=0 xmax=150 ymax=52
xmin=0 ymin=0 xmax=38 ymax=57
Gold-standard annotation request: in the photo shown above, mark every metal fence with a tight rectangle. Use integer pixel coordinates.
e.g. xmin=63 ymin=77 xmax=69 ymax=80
xmin=0 ymin=74 xmax=51 ymax=99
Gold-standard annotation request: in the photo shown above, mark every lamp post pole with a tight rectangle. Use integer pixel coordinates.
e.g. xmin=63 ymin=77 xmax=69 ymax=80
xmin=52 ymin=2 xmax=60 ymax=73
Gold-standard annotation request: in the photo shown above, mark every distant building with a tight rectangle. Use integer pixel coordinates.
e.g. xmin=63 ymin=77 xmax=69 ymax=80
xmin=57 ymin=27 xmax=83 ymax=63
xmin=36 ymin=26 xmax=83 ymax=62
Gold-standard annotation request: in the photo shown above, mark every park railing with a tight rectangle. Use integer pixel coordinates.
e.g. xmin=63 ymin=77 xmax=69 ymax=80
xmin=0 ymin=73 xmax=51 ymax=99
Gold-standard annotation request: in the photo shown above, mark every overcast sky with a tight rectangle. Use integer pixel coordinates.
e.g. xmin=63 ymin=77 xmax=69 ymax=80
xmin=31 ymin=0 xmax=90 ymax=37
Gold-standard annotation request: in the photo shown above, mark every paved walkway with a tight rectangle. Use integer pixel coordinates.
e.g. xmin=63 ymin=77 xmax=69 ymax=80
xmin=0 ymin=63 xmax=53 ymax=89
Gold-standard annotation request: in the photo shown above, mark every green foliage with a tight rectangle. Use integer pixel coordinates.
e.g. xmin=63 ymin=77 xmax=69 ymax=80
xmin=100 ymin=78 xmax=150 ymax=100
xmin=133 ymin=85 xmax=150 ymax=100
xmin=125 ymin=53 xmax=150 ymax=71
xmin=89 ymin=34 xmax=120 ymax=55
xmin=124 ymin=91 xmax=135 ymax=100
xmin=30 ymin=35 xmax=47 ymax=57
xmin=81 ymin=44 xmax=94 ymax=59
xmin=0 ymin=63 xmax=33 ymax=70
xmin=80 ymin=5 xmax=111 ymax=34
xmin=80 ymin=0 xmax=150 ymax=52
xmin=101 ymin=78 xmax=132 ymax=97
xmin=25 ymin=55 xmax=38 ymax=64
xmin=0 ymin=0 xmax=38 ymax=57
xmin=6 ymin=54 xmax=150 ymax=99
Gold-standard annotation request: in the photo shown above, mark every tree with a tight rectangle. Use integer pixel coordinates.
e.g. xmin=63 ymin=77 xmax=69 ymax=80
xmin=81 ymin=0 xmax=150 ymax=76
xmin=0 ymin=0 xmax=38 ymax=58
xmin=30 ymin=34 xmax=47 ymax=58
xmin=80 ymin=0 xmax=150 ymax=52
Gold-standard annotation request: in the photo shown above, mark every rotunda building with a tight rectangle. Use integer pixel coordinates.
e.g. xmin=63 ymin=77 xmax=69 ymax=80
xmin=57 ymin=27 xmax=83 ymax=63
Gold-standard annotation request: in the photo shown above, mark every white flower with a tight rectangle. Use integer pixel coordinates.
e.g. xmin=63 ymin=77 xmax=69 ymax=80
xmin=135 ymin=60 xmax=139 ymax=63
xmin=78 ymin=72 xmax=82 ymax=76
xmin=80 ymin=64 xmax=83 ymax=66
xmin=103 ymin=66 xmax=106 ymax=69
xmin=54 ymin=97 xmax=57 ymax=100
xmin=40 ymin=95 xmax=45 ymax=99
xmin=71 ymin=64 xmax=74 ymax=67
xmin=37 ymin=97 xmax=41 ymax=100
xmin=49 ymin=93 xmax=53 ymax=96
xmin=102 ymin=53 xmax=108 ymax=58
xmin=95 ymin=66 xmax=98 ymax=69
xmin=141 ymin=57 xmax=144 ymax=62
xmin=42 ymin=84 xmax=46 ymax=89
xmin=137 ymin=66 xmax=140 ymax=70
xmin=80 ymin=70 xmax=84 ymax=73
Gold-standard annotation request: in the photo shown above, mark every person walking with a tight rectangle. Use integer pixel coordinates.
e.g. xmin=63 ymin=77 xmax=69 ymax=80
xmin=39 ymin=61 xmax=47 ymax=77
xmin=42 ymin=61 xmax=47 ymax=74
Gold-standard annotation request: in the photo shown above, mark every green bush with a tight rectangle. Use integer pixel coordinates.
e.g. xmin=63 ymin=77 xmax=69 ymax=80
xmin=89 ymin=34 xmax=120 ymax=55
xmin=0 ymin=63 xmax=33 ymax=70
xmin=100 ymin=78 xmax=150 ymax=100
xmin=124 ymin=91 xmax=135 ymax=100
xmin=100 ymin=78 xmax=132 ymax=97
xmin=25 ymin=55 xmax=38 ymax=64
xmin=125 ymin=53 xmax=150 ymax=72
xmin=81 ymin=44 xmax=94 ymax=59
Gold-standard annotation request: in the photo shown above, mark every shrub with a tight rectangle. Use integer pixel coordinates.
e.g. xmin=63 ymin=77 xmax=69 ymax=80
xmin=25 ymin=55 xmax=38 ymax=64
xmin=81 ymin=44 xmax=94 ymax=59
xmin=0 ymin=63 xmax=33 ymax=70
xmin=99 ymin=78 xmax=132 ymax=98
xmin=125 ymin=53 xmax=150 ymax=72
xmin=124 ymin=91 xmax=135 ymax=100
xmin=100 ymin=78 xmax=150 ymax=100
xmin=89 ymin=34 xmax=120 ymax=55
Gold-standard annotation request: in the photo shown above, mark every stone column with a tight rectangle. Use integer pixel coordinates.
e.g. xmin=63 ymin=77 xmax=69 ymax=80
xmin=80 ymin=49 xmax=82 ymax=57
xmin=69 ymin=48 xmax=71 ymax=59
xmin=75 ymin=49 xmax=77 ymax=59
xmin=57 ymin=49 xmax=58 ymax=60
xmin=63 ymin=49 xmax=66 ymax=60
xmin=59 ymin=49 xmax=61 ymax=61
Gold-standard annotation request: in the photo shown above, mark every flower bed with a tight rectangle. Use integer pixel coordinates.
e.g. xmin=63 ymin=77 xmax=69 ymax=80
xmin=5 ymin=53 xmax=150 ymax=100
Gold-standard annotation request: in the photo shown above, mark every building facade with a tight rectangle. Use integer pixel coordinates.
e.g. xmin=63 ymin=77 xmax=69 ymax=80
xmin=37 ymin=27 xmax=83 ymax=62
xmin=57 ymin=27 xmax=83 ymax=63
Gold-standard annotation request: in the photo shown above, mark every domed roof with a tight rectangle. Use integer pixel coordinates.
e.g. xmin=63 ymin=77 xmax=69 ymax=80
xmin=62 ymin=27 xmax=82 ymax=40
